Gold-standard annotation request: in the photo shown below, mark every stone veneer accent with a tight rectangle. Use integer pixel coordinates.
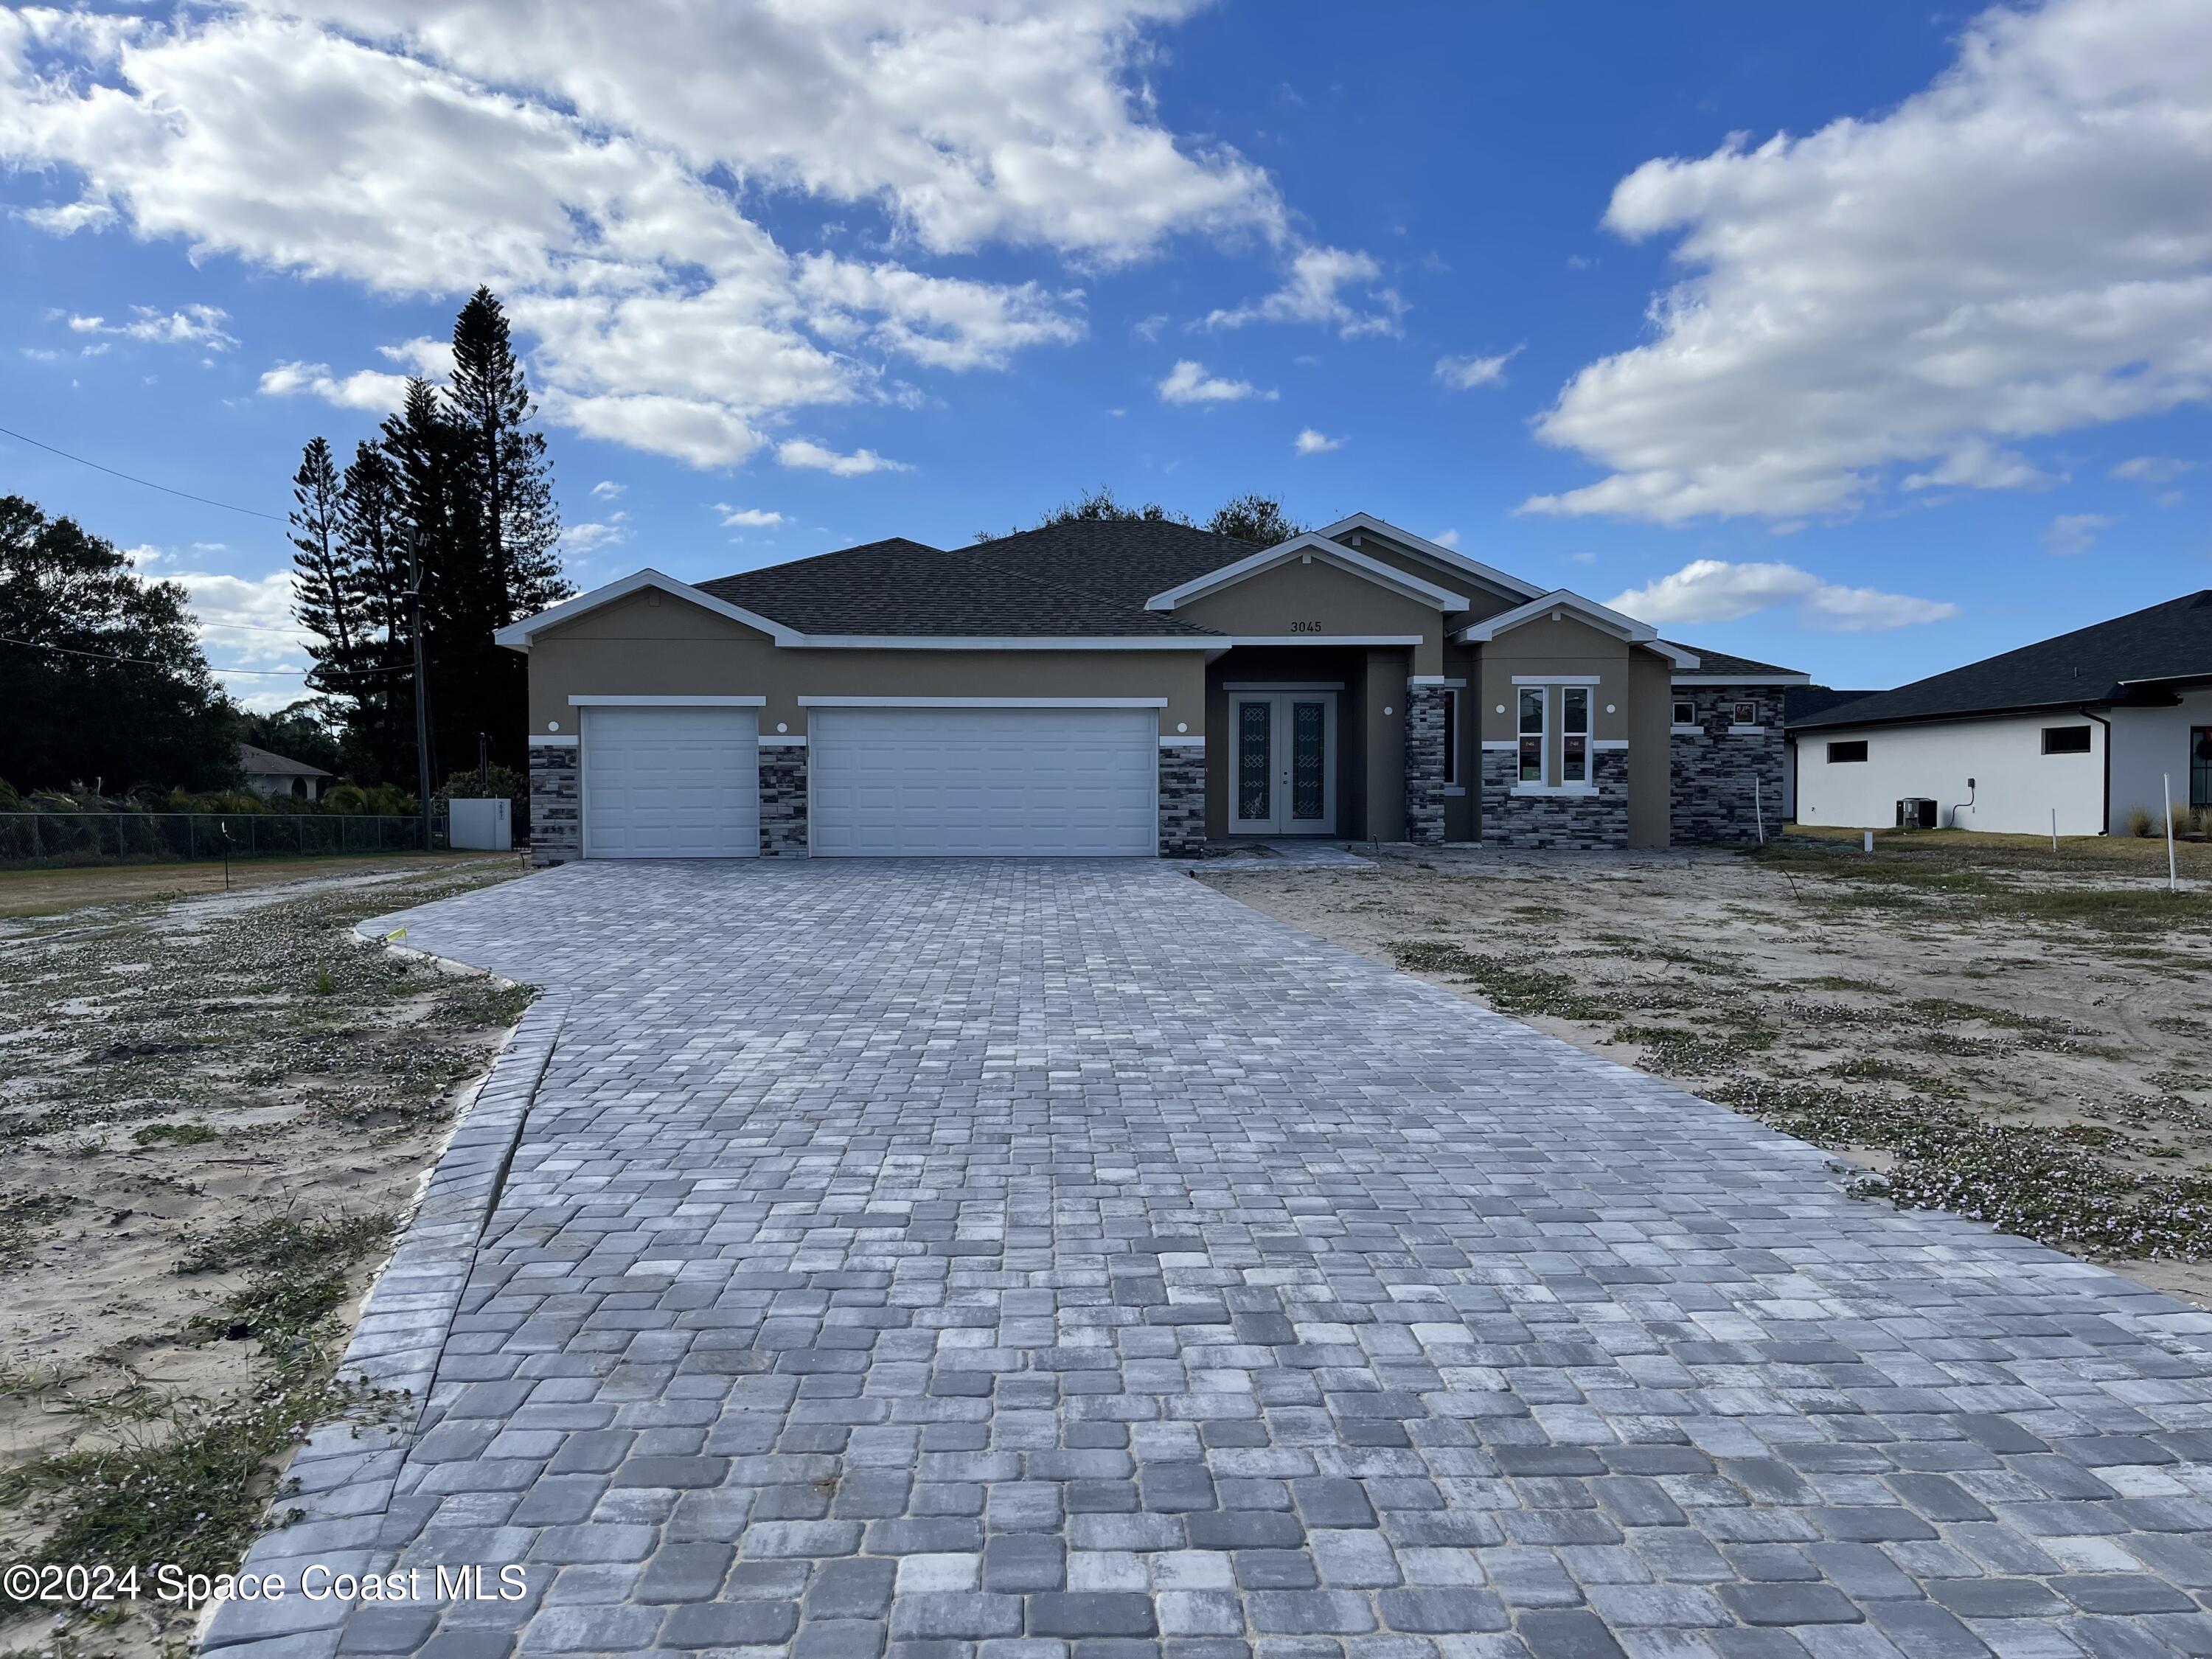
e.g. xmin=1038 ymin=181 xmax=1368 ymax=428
xmin=1670 ymin=683 xmax=1786 ymax=844
xmin=1403 ymin=686 xmax=1448 ymax=846
xmin=1158 ymin=741 xmax=1205 ymax=858
xmin=527 ymin=742 xmax=580 ymax=867
xmin=1480 ymin=747 xmax=1629 ymax=849
xmin=759 ymin=743 xmax=809 ymax=856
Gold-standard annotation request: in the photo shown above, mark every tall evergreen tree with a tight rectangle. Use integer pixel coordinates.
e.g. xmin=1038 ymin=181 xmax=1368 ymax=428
xmin=288 ymin=437 xmax=366 ymax=735
xmin=336 ymin=439 xmax=413 ymax=783
xmin=446 ymin=287 xmax=563 ymax=627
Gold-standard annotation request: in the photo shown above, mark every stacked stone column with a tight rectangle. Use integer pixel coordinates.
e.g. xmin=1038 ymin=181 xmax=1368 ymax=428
xmin=1403 ymin=686 xmax=1450 ymax=845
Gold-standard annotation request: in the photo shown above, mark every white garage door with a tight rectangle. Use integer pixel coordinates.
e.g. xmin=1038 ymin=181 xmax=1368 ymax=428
xmin=810 ymin=706 xmax=1157 ymax=857
xmin=583 ymin=706 xmax=758 ymax=858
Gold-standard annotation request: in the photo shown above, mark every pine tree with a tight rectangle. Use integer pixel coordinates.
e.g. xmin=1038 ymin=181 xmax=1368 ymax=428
xmin=378 ymin=378 xmax=467 ymax=787
xmin=288 ymin=437 xmax=366 ymax=734
xmin=447 ymin=287 xmax=565 ymax=625
xmin=337 ymin=440 xmax=412 ymax=782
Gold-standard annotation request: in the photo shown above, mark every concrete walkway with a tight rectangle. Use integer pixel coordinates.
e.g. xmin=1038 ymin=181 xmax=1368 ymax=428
xmin=329 ymin=860 xmax=2212 ymax=1657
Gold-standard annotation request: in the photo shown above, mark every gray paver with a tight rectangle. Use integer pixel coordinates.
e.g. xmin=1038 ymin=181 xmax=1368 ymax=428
xmin=273 ymin=860 xmax=2212 ymax=1655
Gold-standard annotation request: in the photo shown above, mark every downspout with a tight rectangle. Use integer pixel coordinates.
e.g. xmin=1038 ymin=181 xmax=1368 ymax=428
xmin=2080 ymin=704 xmax=2112 ymax=835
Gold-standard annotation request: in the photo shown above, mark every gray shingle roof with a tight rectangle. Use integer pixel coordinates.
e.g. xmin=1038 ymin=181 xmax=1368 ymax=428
xmin=1785 ymin=686 xmax=1882 ymax=724
xmin=1791 ymin=590 xmax=2212 ymax=730
xmin=696 ymin=534 xmax=1223 ymax=638
xmin=238 ymin=742 xmax=330 ymax=777
xmin=1665 ymin=642 xmax=1806 ymax=678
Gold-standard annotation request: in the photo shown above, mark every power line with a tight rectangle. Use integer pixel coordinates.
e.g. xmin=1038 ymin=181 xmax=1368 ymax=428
xmin=0 ymin=422 xmax=288 ymax=522
xmin=0 ymin=633 xmax=414 ymax=680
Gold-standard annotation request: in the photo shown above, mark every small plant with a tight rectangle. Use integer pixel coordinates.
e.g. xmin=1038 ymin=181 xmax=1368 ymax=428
xmin=131 ymin=1121 xmax=219 ymax=1147
xmin=2128 ymin=804 xmax=2157 ymax=838
xmin=313 ymin=963 xmax=335 ymax=995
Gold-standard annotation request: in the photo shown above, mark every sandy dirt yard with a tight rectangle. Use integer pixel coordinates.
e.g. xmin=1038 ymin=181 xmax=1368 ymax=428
xmin=0 ymin=857 xmax=532 ymax=1658
xmin=1206 ymin=829 xmax=2212 ymax=1310
xmin=0 ymin=851 xmax=504 ymax=920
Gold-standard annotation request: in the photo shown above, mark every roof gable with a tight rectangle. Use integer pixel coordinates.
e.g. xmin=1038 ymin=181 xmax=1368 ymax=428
xmin=495 ymin=568 xmax=799 ymax=650
xmin=1145 ymin=534 xmax=1469 ymax=613
xmin=1315 ymin=513 xmax=1545 ymax=605
xmin=1459 ymin=589 xmax=1699 ymax=667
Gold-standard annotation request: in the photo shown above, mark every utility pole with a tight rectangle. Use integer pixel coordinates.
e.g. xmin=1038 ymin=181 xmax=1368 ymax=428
xmin=408 ymin=526 xmax=434 ymax=852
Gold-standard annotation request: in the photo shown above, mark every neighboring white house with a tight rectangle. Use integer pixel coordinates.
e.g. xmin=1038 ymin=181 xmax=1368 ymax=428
xmin=239 ymin=742 xmax=331 ymax=801
xmin=1790 ymin=590 xmax=2212 ymax=836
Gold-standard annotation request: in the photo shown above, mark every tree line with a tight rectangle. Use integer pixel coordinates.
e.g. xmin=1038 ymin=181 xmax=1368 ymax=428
xmin=286 ymin=286 xmax=569 ymax=787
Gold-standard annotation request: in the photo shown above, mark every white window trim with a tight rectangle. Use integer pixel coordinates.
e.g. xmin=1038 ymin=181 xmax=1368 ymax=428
xmin=1159 ymin=735 xmax=1206 ymax=747
xmin=1511 ymin=673 xmax=1601 ymax=686
xmin=1517 ymin=685 xmax=1548 ymax=787
xmin=1408 ymin=675 xmax=1467 ymax=689
xmin=1479 ymin=738 xmax=1519 ymax=751
xmin=1670 ymin=723 xmax=1703 ymax=737
xmin=1222 ymin=681 xmax=1345 ymax=691
xmin=1559 ymin=685 xmax=1593 ymax=785
xmin=1512 ymin=783 xmax=1599 ymax=799
xmin=1441 ymin=687 xmax=1461 ymax=787
xmin=1728 ymin=724 xmax=1767 ymax=735
xmin=532 ymin=735 xmax=580 ymax=748
xmin=758 ymin=735 xmax=807 ymax=748
xmin=796 ymin=695 xmax=1169 ymax=709
xmin=1590 ymin=739 xmax=1630 ymax=751
xmin=568 ymin=694 xmax=765 ymax=707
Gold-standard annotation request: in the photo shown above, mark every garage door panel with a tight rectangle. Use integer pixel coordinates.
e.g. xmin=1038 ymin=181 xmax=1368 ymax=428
xmin=811 ymin=706 xmax=1155 ymax=856
xmin=584 ymin=706 xmax=758 ymax=858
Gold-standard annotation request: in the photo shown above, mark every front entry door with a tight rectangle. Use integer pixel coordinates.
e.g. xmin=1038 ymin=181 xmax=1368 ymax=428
xmin=1231 ymin=692 xmax=1337 ymax=835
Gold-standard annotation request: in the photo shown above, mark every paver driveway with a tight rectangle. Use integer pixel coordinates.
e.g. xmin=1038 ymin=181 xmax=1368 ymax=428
xmin=337 ymin=860 xmax=2212 ymax=1658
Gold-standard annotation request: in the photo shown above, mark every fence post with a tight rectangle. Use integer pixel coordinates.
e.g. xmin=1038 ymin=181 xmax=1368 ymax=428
xmin=2166 ymin=773 xmax=2178 ymax=894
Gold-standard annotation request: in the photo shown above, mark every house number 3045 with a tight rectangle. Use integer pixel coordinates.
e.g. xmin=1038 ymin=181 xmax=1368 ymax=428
xmin=1289 ymin=620 xmax=1324 ymax=633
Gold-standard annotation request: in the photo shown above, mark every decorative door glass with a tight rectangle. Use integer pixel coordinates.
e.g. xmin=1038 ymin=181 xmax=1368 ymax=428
xmin=1517 ymin=688 xmax=1545 ymax=783
xmin=1237 ymin=700 xmax=1272 ymax=822
xmin=1290 ymin=700 xmax=1326 ymax=821
xmin=1562 ymin=686 xmax=1590 ymax=785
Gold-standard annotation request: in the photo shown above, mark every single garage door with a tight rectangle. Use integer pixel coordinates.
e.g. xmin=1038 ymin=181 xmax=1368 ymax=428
xmin=583 ymin=706 xmax=758 ymax=858
xmin=810 ymin=706 xmax=1156 ymax=856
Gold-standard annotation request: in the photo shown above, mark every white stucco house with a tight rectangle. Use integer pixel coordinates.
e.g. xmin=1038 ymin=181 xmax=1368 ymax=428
xmin=1789 ymin=590 xmax=2212 ymax=836
xmin=238 ymin=742 xmax=331 ymax=801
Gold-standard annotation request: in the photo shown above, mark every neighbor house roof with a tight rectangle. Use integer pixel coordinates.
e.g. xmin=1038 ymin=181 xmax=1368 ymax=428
xmin=238 ymin=742 xmax=330 ymax=778
xmin=1785 ymin=686 xmax=1882 ymax=724
xmin=1791 ymin=590 xmax=2212 ymax=730
xmin=1666 ymin=644 xmax=1810 ymax=682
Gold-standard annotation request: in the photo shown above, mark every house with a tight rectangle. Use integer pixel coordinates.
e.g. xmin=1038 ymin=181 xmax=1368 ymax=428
xmin=1780 ymin=684 xmax=1880 ymax=819
xmin=1789 ymin=589 xmax=2212 ymax=835
xmin=238 ymin=742 xmax=331 ymax=801
xmin=493 ymin=514 xmax=1804 ymax=861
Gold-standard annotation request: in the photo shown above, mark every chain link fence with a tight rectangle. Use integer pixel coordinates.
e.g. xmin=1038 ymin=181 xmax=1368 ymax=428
xmin=0 ymin=812 xmax=445 ymax=868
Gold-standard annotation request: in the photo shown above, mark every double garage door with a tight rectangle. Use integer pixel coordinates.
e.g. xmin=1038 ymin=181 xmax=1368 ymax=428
xmin=584 ymin=704 xmax=1156 ymax=858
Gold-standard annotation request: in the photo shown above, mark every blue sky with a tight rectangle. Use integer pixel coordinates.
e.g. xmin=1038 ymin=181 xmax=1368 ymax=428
xmin=4 ymin=0 xmax=2208 ymax=708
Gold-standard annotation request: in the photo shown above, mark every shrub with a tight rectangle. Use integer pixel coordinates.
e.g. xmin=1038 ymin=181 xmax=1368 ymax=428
xmin=2127 ymin=804 xmax=2156 ymax=838
xmin=2171 ymin=800 xmax=2194 ymax=837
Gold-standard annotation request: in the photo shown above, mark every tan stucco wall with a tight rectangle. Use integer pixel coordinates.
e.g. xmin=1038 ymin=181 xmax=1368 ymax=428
xmin=1333 ymin=528 xmax=1524 ymax=627
xmin=1627 ymin=653 xmax=1672 ymax=849
xmin=529 ymin=591 xmax=1209 ymax=737
xmin=1175 ymin=557 xmax=1444 ymax=674
xmin=1475 ymin=616 xmax=1634 ymax=745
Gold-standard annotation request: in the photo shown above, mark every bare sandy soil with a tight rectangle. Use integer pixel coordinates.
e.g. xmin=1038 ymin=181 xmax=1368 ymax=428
xmin=0 ymin=858 xmax=532 ymax=1656
xmin=1205 ymin=832 xmax=2212 ymax=1307
xmin=0 ymin=850 xmax=512 ymax=919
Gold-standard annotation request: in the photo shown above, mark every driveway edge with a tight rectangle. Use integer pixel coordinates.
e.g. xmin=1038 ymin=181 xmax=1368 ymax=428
xmin=197 ymin=984 xmax=565 ymax=1655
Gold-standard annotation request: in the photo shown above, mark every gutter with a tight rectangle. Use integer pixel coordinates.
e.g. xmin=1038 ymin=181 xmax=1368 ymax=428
xmin=2080 ymin=703 xmax=2112 ymax=836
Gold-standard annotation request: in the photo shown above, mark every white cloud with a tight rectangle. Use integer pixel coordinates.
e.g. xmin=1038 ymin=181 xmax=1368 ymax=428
xmin=1434 ymin=346 xmax=1520 ymax=391
xmin=716 ymin=504 xmax=786 ymax=528
xmin=1293 ymin=427 xmax=1341 ymax=455
xmin=1157 ymin=358 xmax=1273 ymax=405
xmin=776 ymin=439 xmax=910 ymax=476
xmin=2111 ymin=455 xmax=2195 ymax=483
xmin=1203 ymin=246 xmax=1402 ymax=338
xmin=257 ymin=359 xmax=411 ymax=412
xmin=166 ymin=564 xmax=316 ymax=704
xmin=589 ymin=479 xmax=625 ymax=501
xmin=1609 ymin=558 xmax=1957 ymax=633
xmin=67 ymin=302 xmax=237 ymax=350
xmin=19 ymin=346 xmax=59 ymax=362
xmin=376 ymin=335 xmax=454 ymax=378
xmin=2044 ymin=512 xmax=2115 ymax=555
xmin=1432 ymin=528 xmax=1460 ymax=549
xmin=1525 ymin=0 xmax=2212 ymax=524
xmin=1 ymin=3 xmax=1288 ymax=468
xmin=560 ymin=516 xmax=630 ymax=554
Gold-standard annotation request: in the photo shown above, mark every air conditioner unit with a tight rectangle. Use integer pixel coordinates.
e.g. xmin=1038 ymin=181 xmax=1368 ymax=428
xmin=1896 ymin=797 xmax=1938 ymax=830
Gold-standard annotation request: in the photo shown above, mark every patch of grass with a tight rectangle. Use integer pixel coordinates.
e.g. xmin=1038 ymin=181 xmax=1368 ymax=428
xmin=175 ymin=1211 xmax=394 ymax=1277
xmin=1793 ymin=975 xmax=1890 ymax=995
xmin=131 ymin=1121 xmax=219 ymax=1147
xmin=1610 ymin=1022 xmax=1774 ymax=1074
xmin=1388 ymin=940 xmax=1626 ymax=1023
xmin=0 ymin=1193 xmax=76 ymax=1271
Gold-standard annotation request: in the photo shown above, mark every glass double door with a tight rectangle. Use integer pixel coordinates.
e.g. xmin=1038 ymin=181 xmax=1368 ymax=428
xmin=1231 ymin=692 xmax=1337 ymax=835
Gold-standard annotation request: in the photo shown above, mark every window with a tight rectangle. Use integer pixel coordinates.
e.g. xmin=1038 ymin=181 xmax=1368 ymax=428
xmin=2194 ymin=727 xmax=2212 ymax=810
xmin=1827 ymin=740 xmax=1868 ymax=763
xmin=1561 ymin=686 xmax=1590 ymax=785
xmin=1672 ymin=699 xmax=1696 ymax=727
xmin=1441 ymin=689 xmax=1459 ymax=786
xmin=1517 ymin=687 xmax=1545 ymax=783
xmin=2041 ymin=725 xmax=2092 ymax=756
xmin=1733 ymin=700 xmax=1759 ymax=728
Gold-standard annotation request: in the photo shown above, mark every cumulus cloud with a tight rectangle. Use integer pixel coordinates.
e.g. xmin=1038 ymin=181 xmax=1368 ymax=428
xmin=716 ymin=504 xmax=786 ymax=528
xmin=1293 ymin=428 xmax=1341 ymax=455
xmin=1525 ymin=0 xmax=2212 ymax=524
xmin=1203 ymin=246 xmax=1403 ymax=338
xmin=1609 ymin=559 xmax=1957 ymax=633
xmin=775 ymin=439 xmax=909 ymax=476
xmin=589 ymin=479 xmax=625 ymax=501
xmin=67 ymin=302 xmax=237 ymax=350
xmin=2044 ymin=512 xmax=2115 ymax=555
xmin=561 ymin=515 xmax=630 ymax=554
xmin=257 ymin=359 xmax=411 ymax=412
xmin=0 ymin=2 xmax=1288 ymax=468
xmin=1157 ymin=359 xmax=1272 ymax=405
xmin=1434 ymin=347 xmax=1520 ymax=391
xmin=166 ymin=564 xmax=316 ymax=706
